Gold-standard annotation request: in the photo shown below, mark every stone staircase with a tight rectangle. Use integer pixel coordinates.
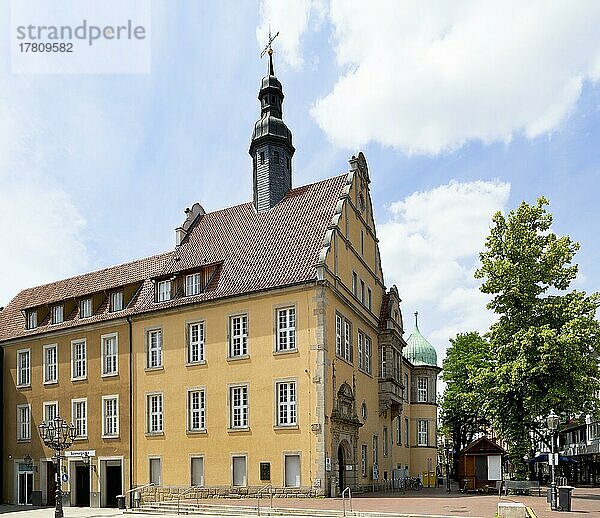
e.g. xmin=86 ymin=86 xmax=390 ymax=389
xmin=125 ymin=500 xmax=454 ymax=518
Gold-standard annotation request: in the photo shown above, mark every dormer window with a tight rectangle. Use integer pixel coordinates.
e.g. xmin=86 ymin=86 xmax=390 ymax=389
xmin=26 ymin=309 xmax=37 ymax=330
xmin=186 ymin=273 xmax=201 ymax=296
xmin=110 ymin=291 xmax=124 ymax=312
xmin=52 ymin=304 xmax=64 ymax=324
xmin=157 ymin=280 xmax=171 ymax=302
xmin=80 ymin=297 xmax=92 ymax=318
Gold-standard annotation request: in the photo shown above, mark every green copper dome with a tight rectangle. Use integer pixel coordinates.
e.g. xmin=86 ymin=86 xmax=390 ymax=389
xmin=404 ymin=312 xmax=438 ymax=367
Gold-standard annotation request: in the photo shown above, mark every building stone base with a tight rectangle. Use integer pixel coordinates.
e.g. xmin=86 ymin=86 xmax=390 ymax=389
xmin=139 ymin=486 xmax=324 ymax=503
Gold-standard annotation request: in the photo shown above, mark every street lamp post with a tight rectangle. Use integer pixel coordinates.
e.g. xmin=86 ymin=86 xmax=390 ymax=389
xmin=38 ymin=417 xmax=77 ymax=518
xmin=444 ymin=438 xmax=451 ymax=492
xmin=547 ymin=410 xmax=560 ymax=512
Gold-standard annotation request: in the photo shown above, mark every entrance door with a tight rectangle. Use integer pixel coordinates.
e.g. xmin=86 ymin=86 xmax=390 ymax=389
xmin=284 ymin=455 xmax=300 ymax=487
xmin=74 ymin=465 xmax=90 ymax=506
xmin=46 ymin=462 xmax=56 ymax=506
xmin=232 ymin=456 xmax=246 ymax=487
xmin=105 ymin=465 xmax=122 ymax=508
xmin=338 ymin=445 xmax=345 ymax=495
xmin=18 ymin=470 xmax=33 ymax=505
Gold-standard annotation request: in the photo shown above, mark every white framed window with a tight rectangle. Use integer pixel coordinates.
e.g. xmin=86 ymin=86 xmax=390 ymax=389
xmin=352 ymin=271 xmax=357 ymax=296
xmin=110 ymin=290 xmax=123 ymax=312
xmin=229 ymin=315 xmax=248 ymax=357
xmin=276 ymin=307 xmax=296 ymax=351
xmin=396 ymin=417 xmax=401 ymax=445
xmin=17 ymin=349 xmax=30 ymax=387
xmin=149 ymin=458 xmax=161 ymax=485
xmin=147 ymin=393 xmax=163 ymax=433
xmin=364 ymin=335 xmax=372 ymax=374
xmin=187 ymin=322 xmax=205 ymax=364
xmin=43 ymin=344 xmax=58 ymax=384
xmin=418 ymin=420 xmax=428 ymax=446
xmin=191 ymin=457 xmax=204 ymax=486
xmin=372 ymin=435 xmax=378 ymax=466
xmin=358 ymin=331 xmax=372 ymax=374
xmin=335 ymin=314 xmax=343 ymax=357
xmin=404 ymin=373 xmax=409 ymax=401
xmin=188 ymin=389 xmax=206 ymax=432
xmin=51 ymin=304 xmax=64 ymax=324
xmin=102 ymin=333 xmax=118 ymax=376
xmin=405 ymin=417 xmax=409 ymax=447
xmin=230 ymin=385 xmax=248 ymax=429
xmin=71 ymin=339 xmax=87 ymax=380
xmin=360 ymin=229 xmax=364 ymax=255
xmin=26 ymin=309 xmax=37 ymax=329
xmin=157 ymin=280 xmax=171 ymax=302
xmin=102 ymin=395 xmax=119 ymax=437
xmin=335 ymin=314 xmax=352 ymax=363
xmin=417 ymin=377 xmax=428 ymax=403
xmin=344 ymin=319 xmax=352 ymax=362
xmin=186 ymin=273 xmax=201 ymax=296
xmin=361 ymin=444 xmax=367 ymax=477
xmin=383 ymin=427 xmax=388 ymax=457
xmin=72 ymin=398 xmax=87 ymax=438
xmin=79 ymin=297 xmax=92 ymax=318
xmin=17 ymin=404 xmax=31 ymax=441
xmin=276 ymin=381 xmax=297 ymax=426
xmin=367 ymin=287 xmax=372 ymax=311
xmin=360 ymin=279 xmax=365 ymax=304
xmin=380 ymin=346 xmax=386 ymax=378
xmin=43 ymin=401 xmax=58 ymax=423
xmin=147 ymin=329 xmax=163 ymax=369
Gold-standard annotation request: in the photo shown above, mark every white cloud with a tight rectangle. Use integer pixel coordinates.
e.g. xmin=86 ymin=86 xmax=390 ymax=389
xmin=0 ymin=99 xmax=90 ymax=305
xmin=257 ymin=0 xmax=326 ymax=70
xmin=378 ymin=180 xmax=510 ymax=358
xmin=269 ymin=0 xmax=600 ymax=154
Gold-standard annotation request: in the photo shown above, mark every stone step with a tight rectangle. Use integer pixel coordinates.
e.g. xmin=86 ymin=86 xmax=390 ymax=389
xmin=126 ymin=501 xmax=465 ymax=518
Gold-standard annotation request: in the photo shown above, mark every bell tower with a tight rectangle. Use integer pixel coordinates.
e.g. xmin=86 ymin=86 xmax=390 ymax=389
xmin=249 ymin=31 xmax=295 ymax=212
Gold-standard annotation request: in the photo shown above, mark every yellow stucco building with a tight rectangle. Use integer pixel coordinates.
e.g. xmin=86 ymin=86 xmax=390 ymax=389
xmin=0 ymin=51 xmax=439 ymax=506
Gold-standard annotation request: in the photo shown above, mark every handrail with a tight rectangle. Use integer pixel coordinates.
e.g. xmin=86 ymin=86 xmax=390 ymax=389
xmin=120 ymin=483 xmax=154 ymax=509
xmin=123 ymin=482 xmax=154 ymax=496
xmin=256 ymin=484 xmax=273 ymax=516
xmin=177 ymin=486 xmax=201 ymax=515
xmin=342 ymin=486 xmax=352 ymax=517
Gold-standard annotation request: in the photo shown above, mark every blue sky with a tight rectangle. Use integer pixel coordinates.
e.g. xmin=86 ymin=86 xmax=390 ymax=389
xmin=1 ymin=0 xmax=599 ymax=361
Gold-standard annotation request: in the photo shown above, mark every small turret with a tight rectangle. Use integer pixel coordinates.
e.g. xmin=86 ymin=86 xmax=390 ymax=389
xmin=249 ymin=36 xmax=295 ymax=212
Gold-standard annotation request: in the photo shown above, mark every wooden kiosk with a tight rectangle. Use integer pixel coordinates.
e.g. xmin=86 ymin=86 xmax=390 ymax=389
xmin=458 ymin=437 xmax=505 ymax=491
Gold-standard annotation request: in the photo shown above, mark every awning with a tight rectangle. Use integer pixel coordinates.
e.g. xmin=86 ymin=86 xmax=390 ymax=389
xmin=528 ymin=454 xmax=578 ymax=464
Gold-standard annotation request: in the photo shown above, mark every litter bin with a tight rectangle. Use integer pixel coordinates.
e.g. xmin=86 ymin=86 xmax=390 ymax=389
xmin=116 ymin=495 xmax=126 ymax=510
xmin=558 ymin=486 xmax=574 ymax=512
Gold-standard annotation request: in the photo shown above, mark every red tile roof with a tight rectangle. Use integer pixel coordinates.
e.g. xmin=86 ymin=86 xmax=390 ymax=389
xmin=0 ymin=174 xmax=349 ymax=343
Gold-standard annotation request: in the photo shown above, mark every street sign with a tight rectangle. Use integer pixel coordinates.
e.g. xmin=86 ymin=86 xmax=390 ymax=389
xmin=65 ymin=450 xmax=96 ymax=457
xmin=549 ymin=453 xmax=559 ymax=466
xmin=61 ymin=473 xmax=68 ymax=482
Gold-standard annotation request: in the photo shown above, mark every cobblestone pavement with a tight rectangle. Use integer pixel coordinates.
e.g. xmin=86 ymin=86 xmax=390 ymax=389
xmin=1 ymin=486 xmax=599 ymax=518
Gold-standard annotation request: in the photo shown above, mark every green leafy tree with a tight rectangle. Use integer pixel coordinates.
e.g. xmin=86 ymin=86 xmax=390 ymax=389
xmin=441 ymin=332 xmax=491 ymax=479
xmin=475 ymin=197 xmax=600 ymax=478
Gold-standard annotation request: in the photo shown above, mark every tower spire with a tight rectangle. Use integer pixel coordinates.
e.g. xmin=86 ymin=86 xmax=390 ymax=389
xmin=260 ymin=27 xmax=279 ymax=76
xmin=250 ymin=28 xmax=295 ymax=212
xmin=414 ymin=311 xmax=419 ymax=328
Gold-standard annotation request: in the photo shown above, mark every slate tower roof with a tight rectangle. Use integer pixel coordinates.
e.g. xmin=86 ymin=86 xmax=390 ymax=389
xmin=249 ymin=46 xmax=295 ymax=212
